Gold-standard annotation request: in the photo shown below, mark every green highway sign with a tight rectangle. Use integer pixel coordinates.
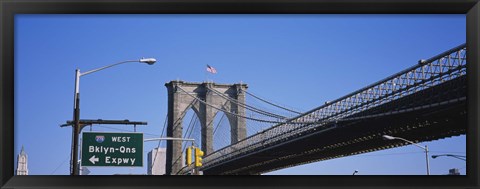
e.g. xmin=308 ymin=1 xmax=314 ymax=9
xmin=81 ymin=132 xmax=143 ymax=167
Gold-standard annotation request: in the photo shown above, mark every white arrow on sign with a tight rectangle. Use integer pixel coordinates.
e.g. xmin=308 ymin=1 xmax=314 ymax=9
xmin=89 ymin=155 xmax=99 ymax=164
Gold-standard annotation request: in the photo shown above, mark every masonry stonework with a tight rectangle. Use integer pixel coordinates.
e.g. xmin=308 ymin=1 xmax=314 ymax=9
xmin=165 ymin=81 xmax=247 ymax=175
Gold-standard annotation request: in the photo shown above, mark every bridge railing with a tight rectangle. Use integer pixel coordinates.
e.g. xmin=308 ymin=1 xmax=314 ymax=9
xmin=200 ymin=44 xmax=467 ymax=171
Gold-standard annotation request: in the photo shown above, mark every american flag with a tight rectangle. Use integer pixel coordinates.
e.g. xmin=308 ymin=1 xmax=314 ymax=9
xmin=206 ymin=64 xmax=217 ymax=74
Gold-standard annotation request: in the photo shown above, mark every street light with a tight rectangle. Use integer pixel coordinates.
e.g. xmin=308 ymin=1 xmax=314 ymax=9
xmin=431 ymin=154 xmax=466 ymax=161
xmin=382 ymin=135 xmax=430 ymax=175
xmin=352 ymin=170 xmax=359 ymax=175
xmin=70 ymin=58 xmax=156 ymax=175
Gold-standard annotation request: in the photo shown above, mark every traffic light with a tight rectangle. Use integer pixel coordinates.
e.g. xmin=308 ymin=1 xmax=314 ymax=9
xmin=185 ymin=146 xmax=192 ymax=166
xmin=194 ymin=147 xmax=204 ymax=167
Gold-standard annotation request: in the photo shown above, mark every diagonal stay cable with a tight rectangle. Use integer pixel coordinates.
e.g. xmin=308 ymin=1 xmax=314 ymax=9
xmin=172 ymin=119 xmax=200 ymax=171
xmin=173 ymin=110 xmax=205 ymax=171
xmin=213 ymin=113 xmax=226 ymax=136
xmin=177 ymin=86 xmax=287 ymax=124
xmin=151 ymin=114 xmax=168 ymax=172
xmin=159 ymin=99 xmax=198 ymax=171
xmin=182 ymin=112 xmax=198 ymax=151
xmin=242 ymin=89 xmax=303 ymax=114
xmin=207 ymin=87 xmax=289 ymax=120
xmin=51 ymin=156 xmax=70 ymax=175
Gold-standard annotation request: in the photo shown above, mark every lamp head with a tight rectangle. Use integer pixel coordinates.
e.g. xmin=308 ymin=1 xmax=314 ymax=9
xmin=382 ymin=135 xmax=396 ymax=140
xmin=352 ymin=170 xmax=358 ymax=175
xmin=139 ymin=58 xmax=156 ymax=65
xmin=432 ymin=155 xmax=438 ymax=159
xmin=418 ymin=59 xmax=427 ymax=65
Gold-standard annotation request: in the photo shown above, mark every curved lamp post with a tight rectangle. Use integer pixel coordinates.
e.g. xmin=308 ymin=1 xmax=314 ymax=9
xmin=70 ymin=58 xmax=156 ymax=175
xmin=382 ymin=135 xmax=430 ymax=175
xmin=432 ymin=154 xmax=466 ymax=161
xmin=352 ymin=170 xmax=359 ymax=175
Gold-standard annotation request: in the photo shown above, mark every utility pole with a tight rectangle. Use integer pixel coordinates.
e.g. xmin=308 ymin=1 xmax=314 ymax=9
xmin=62 ymin=119 xmax=148 ymax=175
xmin=65 ymin=58 xmax=156 ymax=175
xmin=72 ymin=69 xmax=80 ymax=175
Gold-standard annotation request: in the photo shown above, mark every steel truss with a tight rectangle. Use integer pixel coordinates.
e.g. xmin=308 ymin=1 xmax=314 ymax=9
xmin=188 ymin=44 xmax=467 ymax=173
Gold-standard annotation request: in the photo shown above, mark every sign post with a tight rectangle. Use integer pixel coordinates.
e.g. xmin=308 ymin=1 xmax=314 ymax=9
xmin=81 ymin=132 xmax=143 ymax=167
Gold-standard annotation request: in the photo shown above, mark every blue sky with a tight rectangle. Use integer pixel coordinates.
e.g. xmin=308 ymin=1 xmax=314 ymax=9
xmin=14 ymin=14 xmax=466 ymax=175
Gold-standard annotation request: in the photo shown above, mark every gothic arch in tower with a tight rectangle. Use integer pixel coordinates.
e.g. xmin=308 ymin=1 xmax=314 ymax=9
xmin=164 ymin=80 xmax=248 ymax=175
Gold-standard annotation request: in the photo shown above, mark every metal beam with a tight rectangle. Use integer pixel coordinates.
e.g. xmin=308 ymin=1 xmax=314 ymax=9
xmin=60 ymin=119 xmax=147 ymax=127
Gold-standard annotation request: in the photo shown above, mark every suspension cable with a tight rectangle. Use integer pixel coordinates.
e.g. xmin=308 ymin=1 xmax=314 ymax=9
xmin=242 ymin=89 xmax=303 ymax=114
xmin=177 ymin=86 xmax=289 ymax=124
xmin=207 ymin=87 xmax=288 ymax=120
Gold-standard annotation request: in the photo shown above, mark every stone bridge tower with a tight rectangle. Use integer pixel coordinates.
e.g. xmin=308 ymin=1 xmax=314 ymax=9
xmin=165 ymin=80 xmax=248 ymax=175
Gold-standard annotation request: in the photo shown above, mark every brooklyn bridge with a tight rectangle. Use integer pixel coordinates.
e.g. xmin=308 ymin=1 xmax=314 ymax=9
xmin=164 ymin=44 xmax=466 ymax=175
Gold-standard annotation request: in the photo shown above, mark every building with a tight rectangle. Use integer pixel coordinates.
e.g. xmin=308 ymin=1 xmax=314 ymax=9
xmin=448 ymin=168 xmax=461 ymax=175
xmin=16 ymin=145 xmax=28 ymax=175
xmin=147 ymin=148 xmax=167 ymax=175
